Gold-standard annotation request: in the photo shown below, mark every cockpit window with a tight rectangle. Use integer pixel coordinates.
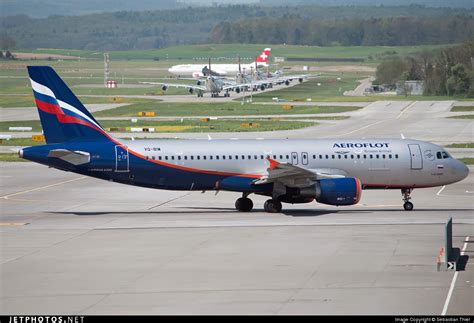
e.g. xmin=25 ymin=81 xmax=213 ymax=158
xmin=436 ymin=152 xmax=442 ymax=159
xmin=442 ymin=152 xmax=450 ymax=159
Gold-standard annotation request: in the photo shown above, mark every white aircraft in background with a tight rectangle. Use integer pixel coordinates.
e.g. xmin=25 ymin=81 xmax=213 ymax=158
xmin=142 ymin=58 xmax=254 ymax=97
xmin=168 ymin=48 xmax=272 ymax=77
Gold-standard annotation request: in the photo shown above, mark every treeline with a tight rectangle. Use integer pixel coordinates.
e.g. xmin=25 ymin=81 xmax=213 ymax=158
xmin=210 ymin=15 xmax=474 ymax=46
xmin=2 ymin=5 xmax=474 ymax=50
xmin=376 ymin=39 xmax=474 ymax=96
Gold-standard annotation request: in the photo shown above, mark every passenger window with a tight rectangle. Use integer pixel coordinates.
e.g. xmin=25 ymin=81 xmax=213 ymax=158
xmin=350 ymin=155 xmax=354 ymax=159
xmin=395 ymin=154 xmax=399 ymax=159
xmin=260 ymin=155 xmax=264 ymax=159
xmin=344 ymin=155 xmax=348 ymax=159
xmin=389 ymin=154 xmax=392 ymax=159
xmin=370 ymin=155 xmax=373 ymax=159
xmin=312 ymin=155 xmax=316 ymax=159
xmin=165 ymin=156 xmax=168 ymax=160
xmin=319 ymin=155 xmax=322 ymax=159
xmin=172 ymin=156 xmax=175 ymax=160
xmin=332 ymin=155 xmax=335 ymax=159
xmin=286 ymin=155 xmax=289 ymax=159
xmin=376 ymin=155 xmax=379 ymax=159
xmin=325 ymin=155 xmax=329 ymax=159
xmin=338 ymin=155 xmax=341 ymax=159
xmin=229 ymin=156 xmax=232 ymax=160
xmin=197 ymin=156 xmax=200 ymax=160
xmin=254 ymin=155 xmax=258 ymax=160
xmin=204 ymin=156 xmax=207 ymax=160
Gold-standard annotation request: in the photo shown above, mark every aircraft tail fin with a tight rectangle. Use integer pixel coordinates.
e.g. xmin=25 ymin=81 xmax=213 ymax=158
xmin=27 ymin=66 xmax=110 ymax=144
xmin=256 ymin=48 xmax=271 ymax=64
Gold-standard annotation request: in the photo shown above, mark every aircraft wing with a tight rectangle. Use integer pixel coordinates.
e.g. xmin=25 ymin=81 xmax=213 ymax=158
xmin=254 ymin=157 xmax=346 ymax=187
xmin=140 ymin=82 xmax=206 ymax=91
xmin=270 ymin=73 xmax=320 ymax=84
xmin=47 ymin=149 xmax=90 ymax=165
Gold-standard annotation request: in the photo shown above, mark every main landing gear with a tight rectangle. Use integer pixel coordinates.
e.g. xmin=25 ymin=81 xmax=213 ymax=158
xmin=234 ymin=194 xmax=283 ymax=213
xmin=401 ymin=188 xmax=414 ymax=211
xmin=264 ymin=199 xmax=282 ymax=213
xmin=235 ymin=195 xmax=253 ymax=212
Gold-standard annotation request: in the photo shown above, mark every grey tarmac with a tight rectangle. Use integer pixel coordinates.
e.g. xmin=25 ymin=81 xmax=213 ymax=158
xmin=0 ymin=162 xmax=473 ymax=314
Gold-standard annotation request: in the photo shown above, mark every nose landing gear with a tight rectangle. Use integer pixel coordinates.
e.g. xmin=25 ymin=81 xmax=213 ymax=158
xmin=401 ymin=188 xmax=414 ymax=211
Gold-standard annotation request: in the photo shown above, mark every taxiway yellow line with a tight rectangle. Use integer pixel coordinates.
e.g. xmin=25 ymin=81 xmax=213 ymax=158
xmin=1 ymin=177 xmax=86 ymax=200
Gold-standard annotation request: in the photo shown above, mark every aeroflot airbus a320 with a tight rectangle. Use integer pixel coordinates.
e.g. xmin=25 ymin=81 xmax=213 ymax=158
xmin=21 ymin=67 xmax=469 ymax=212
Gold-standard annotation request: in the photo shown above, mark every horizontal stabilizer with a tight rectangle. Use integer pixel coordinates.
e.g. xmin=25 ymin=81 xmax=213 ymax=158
xmin=48 ymin=149 xmax=90 ymax=165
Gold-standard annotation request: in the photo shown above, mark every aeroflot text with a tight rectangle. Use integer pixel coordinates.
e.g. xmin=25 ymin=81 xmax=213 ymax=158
xmin=333 ymin=143 xmax=390 ymax=148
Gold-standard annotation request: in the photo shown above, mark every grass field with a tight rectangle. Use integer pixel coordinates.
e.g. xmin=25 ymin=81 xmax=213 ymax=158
xmin=451 ymin=106 xmax=474 ymax=112
xmin=94 ymin=101 xmax=360 ymax=117
xmin=0 ymin=153 xmax=27 ymax=162
xmin=30 ymin=44 xmax=453 ymax=61
xmin=445 ymin=143 xmax=474 ymax=148
xmin=448 ymin=115 xmax=474 ymax=119
xmin=459 ymin=158 xmax=474 ymax=165
xmin=0 ymin=118 xmax=316 ymax=133
xmin=0 ymin=138 xmax=43 ymax=146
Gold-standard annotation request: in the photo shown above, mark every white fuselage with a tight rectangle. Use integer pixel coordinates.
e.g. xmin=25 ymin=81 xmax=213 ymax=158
xmin=168 ymin=63 xmax=265 ymax=77
xmin=127 ymin=138 xmax=469 ymax=189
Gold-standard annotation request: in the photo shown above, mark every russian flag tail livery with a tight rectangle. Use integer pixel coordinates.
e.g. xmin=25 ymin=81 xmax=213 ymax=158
xmin=27 ymin=66 xmax=109 ymax=144
xmin=256 ymin=48 xmax=271 ymax=64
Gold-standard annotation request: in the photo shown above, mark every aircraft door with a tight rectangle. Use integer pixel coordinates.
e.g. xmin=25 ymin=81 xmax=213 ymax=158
xmin=301 ymin=152 xmax=308 ymax=165
xmin=291 ymin=152 xmax=299 ymax=165
xmin=115 ymin=145 xmax=129 ymax=172
xmin=408 ymin=144 xmax=423 ymax=170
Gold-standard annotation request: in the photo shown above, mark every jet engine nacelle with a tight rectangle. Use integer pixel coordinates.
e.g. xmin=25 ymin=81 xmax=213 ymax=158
xmin=161 ymin=85 xmax=168 ymax=91
xmin=315 ymin=178 xmax=361 ymax=206
xmin=277 ymin=178 xmax=361 ymax=206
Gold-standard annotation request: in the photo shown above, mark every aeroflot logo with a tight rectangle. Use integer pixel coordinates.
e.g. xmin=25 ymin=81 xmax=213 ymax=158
xmin=333 ymin=143 xmax=390 ymax=148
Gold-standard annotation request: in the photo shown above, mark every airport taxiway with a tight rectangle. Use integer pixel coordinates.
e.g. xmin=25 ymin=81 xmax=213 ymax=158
xmin=1 ymin=162 xmax=473 ymax=314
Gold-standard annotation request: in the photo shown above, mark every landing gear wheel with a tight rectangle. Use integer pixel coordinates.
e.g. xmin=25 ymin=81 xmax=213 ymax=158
xmin=235 ymin=197 xmax=253 ymax=212
xmin=403 ymin=201 xmax=414 ymax=211
xmin=264 ymin=199 xmax=282 ymax=213
xmin=401 ymin=188 xmax=414 ymax=211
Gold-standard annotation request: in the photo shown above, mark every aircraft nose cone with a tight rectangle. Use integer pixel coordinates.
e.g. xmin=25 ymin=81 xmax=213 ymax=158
xmin=453 ymin=160 xmax=469 ymax=182
xmin=18 ymin=148 xmax=23 ymax=158
xmin=458 ymin=161 xmax=469 ymax=181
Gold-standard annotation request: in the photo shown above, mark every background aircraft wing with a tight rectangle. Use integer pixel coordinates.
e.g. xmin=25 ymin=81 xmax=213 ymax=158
xmin=254 ymin=157 xmax=346 ymax=187
xmin=140 ymin=82 xmax=206 ymax=91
